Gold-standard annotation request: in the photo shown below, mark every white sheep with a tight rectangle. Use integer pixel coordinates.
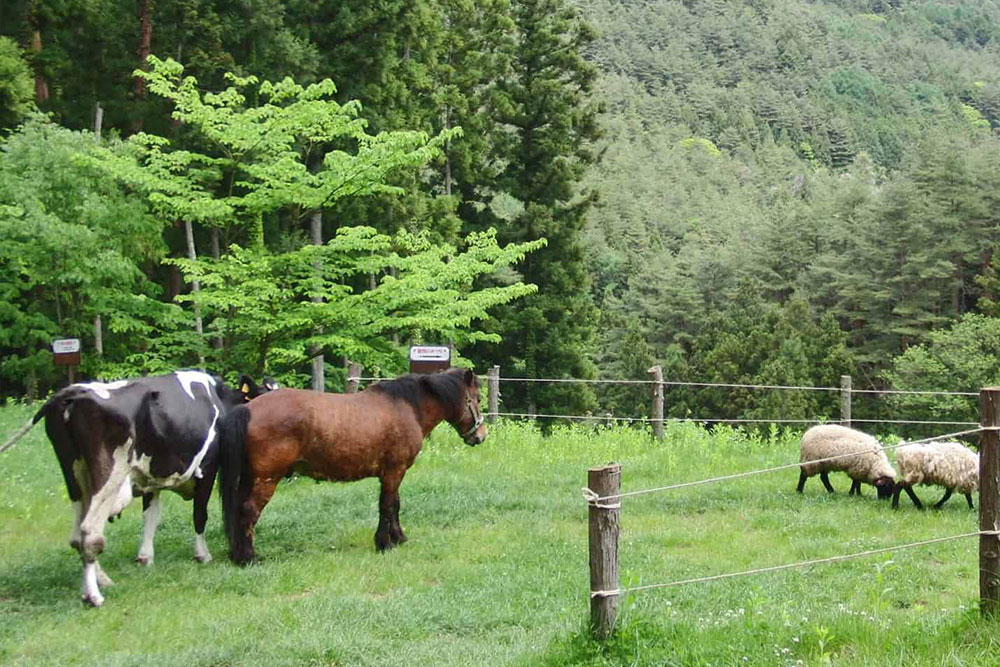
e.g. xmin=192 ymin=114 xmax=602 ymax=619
xmin=892 ymin=440 xmax=978 ymax=510
xmin=797 ymin=424 xmax=896 ymax=500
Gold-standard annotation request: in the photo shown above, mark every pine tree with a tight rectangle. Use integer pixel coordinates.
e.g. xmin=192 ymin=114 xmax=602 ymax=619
xmin=475 ymin=0 xmax=602 ymax=415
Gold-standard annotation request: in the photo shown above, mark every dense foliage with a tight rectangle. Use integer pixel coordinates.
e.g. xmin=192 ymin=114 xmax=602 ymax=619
xmin=3 ymin=0 xmax=1000 ymax=424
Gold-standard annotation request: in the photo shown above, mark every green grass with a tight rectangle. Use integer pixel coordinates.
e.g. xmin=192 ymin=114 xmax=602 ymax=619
xmin=2 ymin=403 xmax=999 ymax=666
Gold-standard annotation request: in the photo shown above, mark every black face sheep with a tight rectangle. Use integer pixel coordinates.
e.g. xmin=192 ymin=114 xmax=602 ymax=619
xmin=796 ymin=424 xmax=896 ymax=499
xmin=891 ymin=441 xmax=978 ymax=510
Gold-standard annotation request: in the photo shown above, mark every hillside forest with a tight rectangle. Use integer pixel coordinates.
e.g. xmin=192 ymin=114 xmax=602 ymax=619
xmin=2 ymin=0 xmax=1000 ymax=428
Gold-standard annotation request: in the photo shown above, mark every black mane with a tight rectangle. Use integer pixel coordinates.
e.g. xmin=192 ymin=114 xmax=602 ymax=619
xmin=369 ymin=368 xmax=474 ymax=416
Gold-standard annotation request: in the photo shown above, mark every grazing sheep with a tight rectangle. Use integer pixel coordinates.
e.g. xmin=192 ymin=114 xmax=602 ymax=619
xmin=892 ymin=441 xmax=978 ymax=510
xmin=797 ymin=424 xmax=896 ymax=500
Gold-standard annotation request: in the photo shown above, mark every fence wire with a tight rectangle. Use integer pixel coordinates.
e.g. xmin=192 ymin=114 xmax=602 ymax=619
xmin=581 ymin=427 xmax=988 ymax=504
xmin=591 ymin=531 xmax=998 ymax=598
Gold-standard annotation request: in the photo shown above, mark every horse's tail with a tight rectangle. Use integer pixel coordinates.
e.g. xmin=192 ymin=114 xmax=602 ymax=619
xmin=0 ymin=398 xmax=54 ymax=454
xmin=218 ymin=404 xmax=253 ymax=564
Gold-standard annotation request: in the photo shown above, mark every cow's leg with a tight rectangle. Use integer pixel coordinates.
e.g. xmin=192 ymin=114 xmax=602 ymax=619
xmin=820 ymin=472 xmax=835 ymax=493
xmin=376 ymin=469 xmax=406 ymax=552
xmin=191 ymin=469 xmax=216 ymax=563
xmin=136 ymin=492 xmax=161 ymax=565
xmin=78 ymin=443 xmax=132 ymax=607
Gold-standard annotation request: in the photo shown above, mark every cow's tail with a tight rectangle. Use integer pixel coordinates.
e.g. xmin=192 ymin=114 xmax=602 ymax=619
xmin=218 ymin=404 xmax=253 ymax=564
xmin=0 ymin=399 xmax=54 ymax=454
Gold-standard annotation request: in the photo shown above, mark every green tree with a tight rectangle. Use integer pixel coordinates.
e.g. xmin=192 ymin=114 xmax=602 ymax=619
xmin=0 ymin=37 xmax=33 ymax=131
xmin=474 ymin=0 xmax=601 ymax=416
xmin=0 ymin=117 xmax=174 ymax=395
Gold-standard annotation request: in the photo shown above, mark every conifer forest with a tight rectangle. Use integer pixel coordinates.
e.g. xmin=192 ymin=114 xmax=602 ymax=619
xmin=3 ymin=0 xmax=1000 ymax=426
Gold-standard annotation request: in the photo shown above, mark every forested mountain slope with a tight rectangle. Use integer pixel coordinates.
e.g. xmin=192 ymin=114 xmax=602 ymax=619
xmin=575 ymin=0 xmax=1000 ymax=419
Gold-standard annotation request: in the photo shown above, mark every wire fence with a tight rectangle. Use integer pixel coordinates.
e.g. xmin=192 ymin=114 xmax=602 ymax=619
xmin=582 ymin=422 xmax=998 ymax=631
xmin=351 ymin=371 xmax=980 ymax=435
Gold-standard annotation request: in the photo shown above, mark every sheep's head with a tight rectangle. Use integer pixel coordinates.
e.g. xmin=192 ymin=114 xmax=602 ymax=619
xmin=874 ymin=476 xmax=895 ymax=500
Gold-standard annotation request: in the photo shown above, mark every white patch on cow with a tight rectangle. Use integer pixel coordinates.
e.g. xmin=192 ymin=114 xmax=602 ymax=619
xmin=193 ymin=533 xmax=212 ymax=563
xmin=136 ymin=493 xmax=161 ymax=565
xmin=173 ymin=370 xmax=216 ymax=401
xmin=81 ymin=561 xmax=104 ymax=607
xmin=75 ymin=380 xmax=130 ymax=400
xmin=95 ymin=562 xmax=113 ymax=587
xmin=131 ymin=404 xmax=219 ymax=490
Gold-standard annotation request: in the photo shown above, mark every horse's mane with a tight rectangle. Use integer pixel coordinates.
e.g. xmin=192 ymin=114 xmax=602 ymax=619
xmin=369 ymin=368 xmax=473 ymax=414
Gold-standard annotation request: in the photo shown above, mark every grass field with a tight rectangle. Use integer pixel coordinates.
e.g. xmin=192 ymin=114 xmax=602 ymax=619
xmin=2 ymin=402 xmax=1000 ymax=666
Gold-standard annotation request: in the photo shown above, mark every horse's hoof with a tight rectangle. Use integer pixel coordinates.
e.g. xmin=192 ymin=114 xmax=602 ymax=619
xmin=135 ymin=554 xmax=153 ymax=566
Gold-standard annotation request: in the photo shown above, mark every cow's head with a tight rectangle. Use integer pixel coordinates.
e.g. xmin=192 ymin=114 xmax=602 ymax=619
xmin=238 ymin=375 xmax=278 ymax=402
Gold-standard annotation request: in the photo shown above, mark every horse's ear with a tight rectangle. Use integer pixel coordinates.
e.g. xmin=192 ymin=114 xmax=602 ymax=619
xmin=238 ymin=375 xmax=254 ymax=399
xmin=463 ymin=369 xmax=475 ymax=386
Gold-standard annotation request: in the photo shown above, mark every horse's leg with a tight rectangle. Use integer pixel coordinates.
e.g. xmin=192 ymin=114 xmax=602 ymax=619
xmin=191 ymin=462 xmax=217 ymax=563
xmin=135 ymin=491 xmax=161 ymax=565
xmin=234 ymin=477 xmax=278 ymax=565
xmin=376 ymin=470 xmax=406 ymax=552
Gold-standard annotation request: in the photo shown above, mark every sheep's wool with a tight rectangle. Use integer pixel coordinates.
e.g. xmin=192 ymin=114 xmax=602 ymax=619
xmin=896 ymin=441 xmax=978 ymax=494
xmin=799 ymin=424 xmax=896 ymax=483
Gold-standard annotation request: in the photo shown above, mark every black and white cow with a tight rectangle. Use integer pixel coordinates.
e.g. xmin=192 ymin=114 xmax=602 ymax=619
xmin=1 ymin=370 xmax=273 ymax=606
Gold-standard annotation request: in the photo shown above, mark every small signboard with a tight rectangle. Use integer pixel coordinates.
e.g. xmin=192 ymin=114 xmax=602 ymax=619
xmin=409 ymin=345 xmax=451 ymax=374
xmin=52 ymin=338 xmax=81 ymax=366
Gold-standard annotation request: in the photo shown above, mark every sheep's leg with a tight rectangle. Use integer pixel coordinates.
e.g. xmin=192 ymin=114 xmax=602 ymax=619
xmin=966 ymin=493 xmax=974 ymax=509
xmin=903 ymin=485 xmax=924 ymax=510
xmin=892 ymin=485 xmax=902 ymax=509
xmin=796 ymin=471 xmax=808 ymax=493
xmin=932 ymin=488 xmax=953 ymax=509
xmin=849 ymin=480 xmax=861 ymax=496
xmin=820 ymin=472 xmax=835 ymax=493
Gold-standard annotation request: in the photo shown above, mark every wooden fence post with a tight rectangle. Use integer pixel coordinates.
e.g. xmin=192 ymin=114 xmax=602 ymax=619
xmin=487 ymin=365 xmax=500 ymax=424
xmin=980 ymin=387 xmax=1000 ymax=617
xmin=345 ymin=362 xmax=363 ymax=394
xmin=588 ymin=463 xmax=621 ymax=639
xmin=648 ymin=365 xmax=664 ymax=440
xmin=840 ymin=375 xmax=852 ymax=428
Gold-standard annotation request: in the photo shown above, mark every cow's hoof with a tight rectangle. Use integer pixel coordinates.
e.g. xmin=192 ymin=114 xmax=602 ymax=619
xmin=135 ymin=555 xmax=152 ymax=566
xmin=97 ymin=571 xmax=114 ymax=587
xmin=193 ymin=553 xmax=212 ymax=564
xmin=81 ymin=593 xmax=105 ymax=607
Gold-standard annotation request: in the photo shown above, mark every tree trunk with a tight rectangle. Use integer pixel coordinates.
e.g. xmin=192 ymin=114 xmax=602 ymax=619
xmin=29 ymin=15 xmax=48 ymax=103
xmin=135 ymin=0 xmax=152 ymax=99
xmin=184 ymin=220 xmax=206 ymax=368
xmin=310 ymin=210 xmax=324 ymax=391
xmin=133 ymin=0 xmax=152 ymax=133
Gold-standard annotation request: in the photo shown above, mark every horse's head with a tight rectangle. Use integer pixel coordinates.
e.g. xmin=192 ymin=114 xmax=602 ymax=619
xmin=455 ymin=369 xmax=487 ymax=446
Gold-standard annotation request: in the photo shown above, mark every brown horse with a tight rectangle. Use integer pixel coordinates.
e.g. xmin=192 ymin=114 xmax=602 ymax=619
xmin=217 ymin=367 xmax=486 ymax=564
